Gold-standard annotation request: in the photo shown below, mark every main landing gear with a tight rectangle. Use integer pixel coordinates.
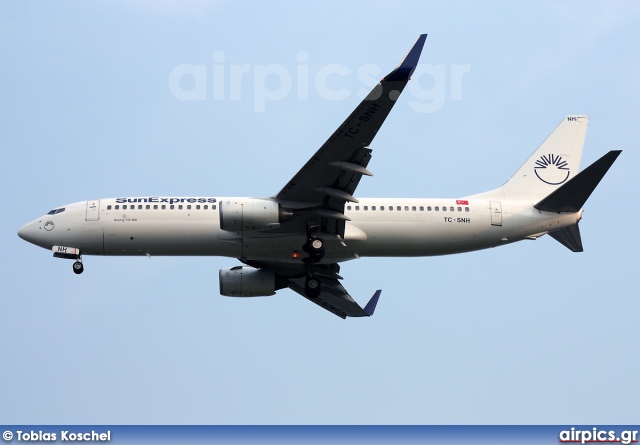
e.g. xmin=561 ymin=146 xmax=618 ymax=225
xmin=303 ymin=258 xmax=322 ymax=298
xmin=302 ymin=222 xmax=325 ymax=298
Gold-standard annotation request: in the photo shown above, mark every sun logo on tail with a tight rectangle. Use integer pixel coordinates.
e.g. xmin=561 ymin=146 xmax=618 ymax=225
xmin=534 ymin=154 xmax=570 ymax=185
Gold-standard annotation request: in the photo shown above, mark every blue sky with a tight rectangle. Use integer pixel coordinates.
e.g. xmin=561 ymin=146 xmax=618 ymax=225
xmin=1 ymin=1 xmax=639 ymax=424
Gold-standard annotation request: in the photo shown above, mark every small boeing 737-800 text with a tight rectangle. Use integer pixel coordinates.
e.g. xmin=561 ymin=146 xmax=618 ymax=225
xmin=18 ymin=35 xmax=621 ymax=318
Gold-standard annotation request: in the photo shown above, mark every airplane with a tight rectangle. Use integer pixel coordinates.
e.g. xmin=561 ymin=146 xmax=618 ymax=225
xmin=17 ymin=34 xmax=621 ymax=319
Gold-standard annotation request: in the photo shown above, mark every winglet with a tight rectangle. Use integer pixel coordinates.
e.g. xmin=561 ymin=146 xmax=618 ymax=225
xmin=363 ymin=290 xmax=382 ymax=316
xmin=384 ymin=34 xmax=427 ymax=82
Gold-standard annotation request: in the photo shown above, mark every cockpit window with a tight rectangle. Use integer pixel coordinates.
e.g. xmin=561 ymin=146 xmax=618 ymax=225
xmin=47 ymin=208 xmax=65 ymax=215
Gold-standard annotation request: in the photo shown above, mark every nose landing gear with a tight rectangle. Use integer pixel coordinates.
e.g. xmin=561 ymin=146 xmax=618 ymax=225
xmin=72 ymin=260 xmax=84 ymax=274
xmin=52 ymin=246 xmax=84 ymax=274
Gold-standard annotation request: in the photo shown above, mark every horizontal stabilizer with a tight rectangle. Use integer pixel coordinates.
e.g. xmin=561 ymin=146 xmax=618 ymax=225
xmin=549 ymin=224 xmax=583 ymax=252
xmin=534 ymin=150 xmax=621 ymax=213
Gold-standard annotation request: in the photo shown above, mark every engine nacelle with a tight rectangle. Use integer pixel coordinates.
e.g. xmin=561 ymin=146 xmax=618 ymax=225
xmin=219 ymin=198 xmax=292 ymax=232
xmin=219 ymin=266 xmax=276 ymax=297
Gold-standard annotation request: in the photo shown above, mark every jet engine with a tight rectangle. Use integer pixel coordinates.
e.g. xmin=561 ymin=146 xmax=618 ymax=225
xmin=219 ymin=198 xmax=293 ymax=232
xmin=219 ymin=266 xmax=276 ymax=297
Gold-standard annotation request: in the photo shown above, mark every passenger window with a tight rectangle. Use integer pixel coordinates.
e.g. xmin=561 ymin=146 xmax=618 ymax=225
xmin=146 ymin=205 xmax=150 ymax=209
xmin=419 ymin=206 xmax=424 ymax=211
xmin=154 ymin=205 xmax=158 ymax=209
xmin=212 ymin=205 xmax=217 ymax=210
xmin=397 ymin=206 xmax=401 ymax=211
xmin=412 ymin=206 xmax=416 ymax=211
xmin=204 ymin=205 xmax=208 ymax=210
xmin=115 ymin=205 xmax=120 ymax=210
xmin=442 ymin=206 xmax=446 ymax=212
xmin=107 ymin=205 xmax=112 ymax=210
xmin=123 ymin=205 xmax=127 ymax=210
xmin=427 ymin=206 xmax=432 ymax=211
xmin=389 ymin=206 xmax=393 ymax=211
xmin=170 ymin=205 xmax=175 ymax=210
xmin=138 ymin=205 xmax=142 ymax=210
xmin=435 ymin=206 xmax=439 ymax=211
xmin=465 ymin=207 xmax=470 ymax=212
xmin=364 ymin=206 xmax=368 ymax=211
xmin=196 ymin=205 xmax=201 ymax=210
xmin=179 ymin=205 xmax=183 ymax=210
xmin=187 ymin=205 xmax=191 ymax=210
xmin=372 ymin=206 xmax=376 ymax=211
xmin=380 ymin=206 xmax=385 ymax=211
xmin=450 ymin=207 xmax=454 ymax=211
xmin=458 ymin=207 xmax=462 ymax=212
xmin=355 ymin=206 xmax=360 ymax=210
xmin=347 ymin=206 xmax=352 ymax=210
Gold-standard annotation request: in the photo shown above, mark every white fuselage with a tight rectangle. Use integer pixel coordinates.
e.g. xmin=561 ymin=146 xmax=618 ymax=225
xmin=18 ymin=196 xmax=581 ymax=264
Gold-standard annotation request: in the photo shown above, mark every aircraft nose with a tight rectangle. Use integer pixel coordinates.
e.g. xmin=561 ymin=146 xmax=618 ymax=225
xmin=18 ymin=221 xmax=35 ymax=243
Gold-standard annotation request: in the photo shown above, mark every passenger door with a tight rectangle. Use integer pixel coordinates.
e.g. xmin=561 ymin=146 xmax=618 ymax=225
xmin=490 ymin=201 xmax=502 ymax=226
xmin=86 ymin=200 xmax=100 ymax=221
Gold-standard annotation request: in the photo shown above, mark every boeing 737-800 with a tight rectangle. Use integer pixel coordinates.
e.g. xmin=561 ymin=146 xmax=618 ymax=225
xmin=18 ymin=35 xmax=621 ymax=318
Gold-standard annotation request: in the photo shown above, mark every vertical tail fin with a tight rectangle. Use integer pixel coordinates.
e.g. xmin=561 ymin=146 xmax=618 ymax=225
xmin=502 ymin=116 xmax=589 ymax=202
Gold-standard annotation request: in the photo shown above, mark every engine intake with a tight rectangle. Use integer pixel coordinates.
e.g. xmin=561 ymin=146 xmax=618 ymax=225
xmin=219 ymin=198 xmax=293 ymax=232
xmin=219 ymin=266 xmax=276 ymax=297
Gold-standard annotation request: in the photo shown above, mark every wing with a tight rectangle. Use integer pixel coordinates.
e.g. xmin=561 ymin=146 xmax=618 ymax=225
xmin=242 ymin=260 xmax=381 ymax=319
xmin=288 ymin=273 xmax=381 ymax=319
xmin=245 ymin=36 xmax=427 ymax=318
xmin=274 ymin=34 xmax=427 ymax=237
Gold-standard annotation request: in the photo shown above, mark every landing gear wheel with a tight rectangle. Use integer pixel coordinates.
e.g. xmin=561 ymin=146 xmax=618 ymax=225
xmin=73 ymin=261 xmax=84 ymax=275
xmin=309 ymin=237 xmax=325 ymax=252
xmin=304 ymin=236 xmax=325 ymax=262
xmin=305 ymin=276 xmax=321 ymax=298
